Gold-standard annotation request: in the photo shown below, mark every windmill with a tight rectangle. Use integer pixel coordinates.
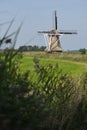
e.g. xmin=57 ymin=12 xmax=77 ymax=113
xmin=38 ymin=11 xmax=77 ymax=52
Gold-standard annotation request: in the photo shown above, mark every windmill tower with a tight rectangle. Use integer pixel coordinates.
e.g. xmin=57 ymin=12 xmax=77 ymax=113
xmin=38 ymin=11 xmax=77 ymax=52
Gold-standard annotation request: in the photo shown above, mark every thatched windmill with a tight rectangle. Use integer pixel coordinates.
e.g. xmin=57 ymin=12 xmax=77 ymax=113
xmin=38 ymin=11 xmax=77 ymax=52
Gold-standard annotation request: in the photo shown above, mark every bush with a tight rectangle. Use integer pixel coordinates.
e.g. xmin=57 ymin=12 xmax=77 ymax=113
xmin=33 ymin=58 xmax=87 ymax=130
xmin=0 ymin=22 xmax=87 ymax=130
xmin=0 ymin=48 xmax=87 ymax=130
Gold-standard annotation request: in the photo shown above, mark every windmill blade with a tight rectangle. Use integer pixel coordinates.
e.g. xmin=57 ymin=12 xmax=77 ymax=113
xmin=54 ymin=10 xmax=57 ymax=30
xmin=38 ymin=31 xmax=60 ymax=36
xmin=38 ymin=11 xmax=77 ymax=52
xmin=38 ymin=31 xmax=51 ymax=34
xmin=59 ymin=30 xmax=77 ymax=34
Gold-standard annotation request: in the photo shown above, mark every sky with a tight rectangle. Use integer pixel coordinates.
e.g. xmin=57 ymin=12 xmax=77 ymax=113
xmin=0 ymin=0 xmax=87 ymax=50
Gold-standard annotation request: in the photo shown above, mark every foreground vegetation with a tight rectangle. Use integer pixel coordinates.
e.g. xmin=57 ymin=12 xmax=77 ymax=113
xmin=0 ymin=22 xmax=87 ymax=130
xmin=0 ymin=47 xmax=87 ymax=130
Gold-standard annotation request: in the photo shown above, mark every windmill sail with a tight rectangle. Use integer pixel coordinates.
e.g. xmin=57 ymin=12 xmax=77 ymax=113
xmin=55 ymin=11 xmax=57 ymax=30
xmin=38 ymin=11 xmax=77 ymax=52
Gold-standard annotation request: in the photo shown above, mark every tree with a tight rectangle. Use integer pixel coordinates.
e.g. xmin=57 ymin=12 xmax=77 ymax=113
xmin=79 ymin=48 xmax=86 ymax=54
xmin=18 ymin=45 xmax=46 ymax=51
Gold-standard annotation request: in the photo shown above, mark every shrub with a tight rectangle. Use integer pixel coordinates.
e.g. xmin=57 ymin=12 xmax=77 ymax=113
xmin=0 ymin=21 xmax=87 ymax=130
xmin=0 ymin=49 xmax=87 ymax=130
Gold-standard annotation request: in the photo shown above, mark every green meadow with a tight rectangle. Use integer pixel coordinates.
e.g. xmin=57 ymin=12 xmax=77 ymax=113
xmin=20 ymin=52 xmax=87 ymax=76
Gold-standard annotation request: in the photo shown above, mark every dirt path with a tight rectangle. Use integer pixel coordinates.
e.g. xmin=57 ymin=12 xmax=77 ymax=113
xmin=60 ymin=59 xmax=87 ymax=67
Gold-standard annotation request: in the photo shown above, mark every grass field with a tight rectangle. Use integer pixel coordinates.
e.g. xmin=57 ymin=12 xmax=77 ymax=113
xmin=20 ymin=52 xmax=87 ymax=76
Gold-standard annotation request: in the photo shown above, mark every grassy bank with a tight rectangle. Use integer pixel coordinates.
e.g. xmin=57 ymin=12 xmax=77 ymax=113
xmin=22 ymin=51 xmax=87 ymax=63
xmin=20 ymin=53 xmax=86 ymax=76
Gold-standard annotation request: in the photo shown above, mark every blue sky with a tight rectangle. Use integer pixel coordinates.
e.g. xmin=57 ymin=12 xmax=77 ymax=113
xmin=0 ymin=0 xmax=87 ymax=50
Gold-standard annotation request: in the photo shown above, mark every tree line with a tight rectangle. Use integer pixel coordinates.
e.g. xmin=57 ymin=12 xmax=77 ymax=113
xmin=18 ymin=45 xmax=46 ymax=51
xmin=18 ymin=45 xmax=87 ymax=54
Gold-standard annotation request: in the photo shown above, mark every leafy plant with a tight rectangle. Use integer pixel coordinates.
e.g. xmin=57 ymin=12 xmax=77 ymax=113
xmin=0 ymin=20 xmax=87 ymax=130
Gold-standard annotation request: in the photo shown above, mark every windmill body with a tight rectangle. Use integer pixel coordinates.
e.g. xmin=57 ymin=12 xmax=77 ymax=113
xmin=38 ymin=11 xmax=77 ymax=52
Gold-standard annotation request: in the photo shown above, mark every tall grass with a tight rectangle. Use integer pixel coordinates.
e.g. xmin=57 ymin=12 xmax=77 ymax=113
xmin=0 ymin=21 xmax=87 ymax=130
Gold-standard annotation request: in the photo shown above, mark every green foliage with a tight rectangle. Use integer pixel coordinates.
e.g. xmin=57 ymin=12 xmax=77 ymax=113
xmin=0 ymin=21 xmax=87 ymax=130
xmin=0 ymin=48 xmax=87 ymax=130
xmin=79 ymin=48 xmax=86 ymax=55
xmin=33 ymin=57 xmax=87 ymax=130
xmin=18 ymin=45 xmax=46 ymax=52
